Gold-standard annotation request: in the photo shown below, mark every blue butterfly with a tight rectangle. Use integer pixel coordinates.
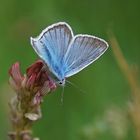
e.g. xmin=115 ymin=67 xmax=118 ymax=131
xmin=30 ymin=22 xmax=108 ymax=86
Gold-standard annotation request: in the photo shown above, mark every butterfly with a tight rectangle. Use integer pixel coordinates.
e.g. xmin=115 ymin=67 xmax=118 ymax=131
xmin=30 ymin=22 xmax=109 ymax=86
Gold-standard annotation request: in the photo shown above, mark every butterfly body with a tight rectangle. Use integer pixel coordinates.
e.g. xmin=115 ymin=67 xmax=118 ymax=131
xmin=31 ymin=22 xmax=108 ymax=85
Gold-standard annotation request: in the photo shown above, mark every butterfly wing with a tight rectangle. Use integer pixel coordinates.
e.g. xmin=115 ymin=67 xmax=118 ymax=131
xmin=30 ymin=22 xmax=73 ymax=80
xmin=64 ymin=35 xmax=108 ymax=77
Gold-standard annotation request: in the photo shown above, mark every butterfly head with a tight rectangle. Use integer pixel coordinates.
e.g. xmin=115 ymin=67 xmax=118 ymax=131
xmin=57 ymin=78 xmax=65 ymax=86
xmin=48 ymin=68 xmax=66 ymax=86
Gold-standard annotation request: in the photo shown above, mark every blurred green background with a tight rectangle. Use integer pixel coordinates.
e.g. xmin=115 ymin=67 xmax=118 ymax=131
xmin=0 ymin=0 xmax=140 ymax=139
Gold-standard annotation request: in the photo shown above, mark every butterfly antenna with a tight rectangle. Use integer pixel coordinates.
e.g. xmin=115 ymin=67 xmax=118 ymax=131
xmin=66 ymin=80 xmax=87 ymax=95
xmin=60 ymin=86 xmax=65 ymax=105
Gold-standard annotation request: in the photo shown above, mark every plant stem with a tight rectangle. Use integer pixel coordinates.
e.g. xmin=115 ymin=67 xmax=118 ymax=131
xmin=108 ymin=30 xmax=140 ymax=140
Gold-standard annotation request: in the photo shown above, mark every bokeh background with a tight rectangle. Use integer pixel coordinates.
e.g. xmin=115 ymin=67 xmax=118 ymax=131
xmin=0 ymin=0 xmax=140 ymax=139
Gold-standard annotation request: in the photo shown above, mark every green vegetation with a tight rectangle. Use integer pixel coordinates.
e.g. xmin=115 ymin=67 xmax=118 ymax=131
xmin=0 ymin=0 xmax=140 ymax=139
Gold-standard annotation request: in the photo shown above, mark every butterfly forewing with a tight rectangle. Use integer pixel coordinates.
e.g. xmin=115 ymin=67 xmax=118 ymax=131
xmin=30 ymin=22 xmax=73 ymax=80
xmin=64 ymin=35 xmax=108 ymax=77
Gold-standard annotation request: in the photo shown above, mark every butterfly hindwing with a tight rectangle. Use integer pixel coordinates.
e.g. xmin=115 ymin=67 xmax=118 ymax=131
xmin=30 ymin=22 xmax=73 ymax=80
xmin=64 ymin=35 xmax=108 ymax=77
